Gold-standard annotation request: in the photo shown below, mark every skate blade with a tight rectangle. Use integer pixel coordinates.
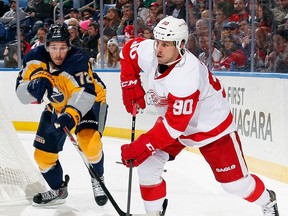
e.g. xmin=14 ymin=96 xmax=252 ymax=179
xmin=32 ymin=198 xmax=66 ymax=207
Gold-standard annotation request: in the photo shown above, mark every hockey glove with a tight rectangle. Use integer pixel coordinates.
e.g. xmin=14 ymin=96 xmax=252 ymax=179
xmin=121 ymin=78 xmax=146 ymax=114
xmin=121 ymin=135 xmax=155 ymax=167
xmin=54 ymin=113 xmax=75 ymax=131
xmin=27 ymin=77 xmax=53 ymax=103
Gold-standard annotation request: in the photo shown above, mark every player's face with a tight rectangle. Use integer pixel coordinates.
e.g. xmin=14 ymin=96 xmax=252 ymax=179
xmin=47 ymin=41 xmax=70 ymax=66
xmin=155 ymin=40 xmax=179 ymax=65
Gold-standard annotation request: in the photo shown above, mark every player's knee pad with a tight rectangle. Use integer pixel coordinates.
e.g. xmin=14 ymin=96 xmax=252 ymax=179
xmin=77 ymin=129 xmax=102 ymax=163
xmin=221 ymin=174 xmax=255 ymax=198
xmin=137 ymin=150 xmax=169 ymax=185
xmin=34 ymin=148 xmax=58 ymax=172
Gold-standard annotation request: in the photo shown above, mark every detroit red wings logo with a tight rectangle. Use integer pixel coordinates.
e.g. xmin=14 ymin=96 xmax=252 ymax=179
xmin=147 ymin=89 xmax=168 ymax=107
xmin=161 ymin=21 xmax=169 ymax=26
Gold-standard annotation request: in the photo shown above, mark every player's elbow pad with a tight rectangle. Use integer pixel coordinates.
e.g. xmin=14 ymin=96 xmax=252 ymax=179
xmin=16 ymin=83 xmax=38 ymax=104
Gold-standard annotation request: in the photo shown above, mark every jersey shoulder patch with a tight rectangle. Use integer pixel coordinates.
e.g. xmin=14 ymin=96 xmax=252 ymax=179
xmin=166 ymin=53 xmax=201 ymax=97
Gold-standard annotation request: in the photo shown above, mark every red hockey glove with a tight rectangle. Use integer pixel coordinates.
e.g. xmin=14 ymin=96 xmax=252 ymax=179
xmin=121 ymin=135 xmax=155 ymax=167
xmin=121 ymin=78 xmax=146 ymax=114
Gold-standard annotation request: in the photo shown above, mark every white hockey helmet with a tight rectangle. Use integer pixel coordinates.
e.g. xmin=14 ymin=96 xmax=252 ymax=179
xmin=153 ymin=16 xmax=188 ymax=50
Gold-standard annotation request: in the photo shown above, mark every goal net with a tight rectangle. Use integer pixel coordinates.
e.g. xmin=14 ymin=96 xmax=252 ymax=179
xmin=0 ymin=100 xmax=46 ymax=205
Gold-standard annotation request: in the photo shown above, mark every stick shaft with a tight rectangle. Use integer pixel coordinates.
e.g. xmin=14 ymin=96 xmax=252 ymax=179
xmin=64 ymin=127 xmax=128 ymax=216
xmin=126 ymin=103 xmax=137 ymax=215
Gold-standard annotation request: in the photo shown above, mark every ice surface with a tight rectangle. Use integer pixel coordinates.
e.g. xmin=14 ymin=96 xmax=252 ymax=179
xmin=1 ymin=132 xmax=287 ymax=216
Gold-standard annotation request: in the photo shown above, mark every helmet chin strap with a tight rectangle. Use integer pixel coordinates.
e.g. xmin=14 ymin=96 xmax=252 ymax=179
xmin=165 ymin=48 xmax=185 ymax=66
xmin=166 ymin=57 xmax=181 ymax=66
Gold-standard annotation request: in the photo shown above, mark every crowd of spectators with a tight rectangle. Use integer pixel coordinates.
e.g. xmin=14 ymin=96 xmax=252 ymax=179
xmin=0 ymin=0 xmax=288 ymax=73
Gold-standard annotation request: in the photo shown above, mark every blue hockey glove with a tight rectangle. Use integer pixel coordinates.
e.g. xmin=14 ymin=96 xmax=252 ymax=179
xmin=54 ymin=113 xmax=75 ymax=131
xmin=27 ymin=77 xmax=53 ymax=103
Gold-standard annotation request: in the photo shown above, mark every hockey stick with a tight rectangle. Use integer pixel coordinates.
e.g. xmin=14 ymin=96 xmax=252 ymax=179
xmin=63 ymin=127 xmax=130 ymax=216
xmin=42 ymin=95 xmax=129 ymax=216
xmin=126 ymin=103 xmax=137 ymax=216
xmin=42 ymin=96 xmax=167 ymax=216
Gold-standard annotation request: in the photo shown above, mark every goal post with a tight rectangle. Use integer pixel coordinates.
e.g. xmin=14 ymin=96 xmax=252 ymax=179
xmin=0 ymin=100 xmax=46 ymax=205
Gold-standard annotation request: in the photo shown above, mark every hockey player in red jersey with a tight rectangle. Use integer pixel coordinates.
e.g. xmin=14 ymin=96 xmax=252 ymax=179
xmin=119 ymin=16 xmax=279 ymax=216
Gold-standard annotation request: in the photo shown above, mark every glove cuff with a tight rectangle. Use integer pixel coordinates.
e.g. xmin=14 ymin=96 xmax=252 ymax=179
xmin=63 ymin=106 xmax=81 ymax=126
xmin=30 ymin=71 xmax=56 ymax=87
xmin=121 ymin=78 xmax=140 ymax=89
xmin=133 ymin=134 xmax=155 ymax=155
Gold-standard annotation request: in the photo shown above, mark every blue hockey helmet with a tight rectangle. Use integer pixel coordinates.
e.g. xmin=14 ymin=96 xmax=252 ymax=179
xmin=46 ymin=24 xmax=70 ymax=47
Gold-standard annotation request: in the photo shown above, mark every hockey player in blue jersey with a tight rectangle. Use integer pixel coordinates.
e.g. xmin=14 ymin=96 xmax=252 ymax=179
xmin=15 ymin=24 xmax=108 ymax=206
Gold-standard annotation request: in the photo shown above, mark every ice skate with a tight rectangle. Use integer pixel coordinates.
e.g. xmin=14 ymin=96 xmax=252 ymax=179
xmin=262 ymin=190 xmax=279 ymax=216
xmin=91 ymin=176 xmax=108 ymax=206
xmin=32 ymin=175 xmax=70 ymax=206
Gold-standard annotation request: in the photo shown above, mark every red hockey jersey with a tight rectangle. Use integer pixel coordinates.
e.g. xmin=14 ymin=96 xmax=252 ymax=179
xmin=120 ymin=38 xmax=236 ymax=148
